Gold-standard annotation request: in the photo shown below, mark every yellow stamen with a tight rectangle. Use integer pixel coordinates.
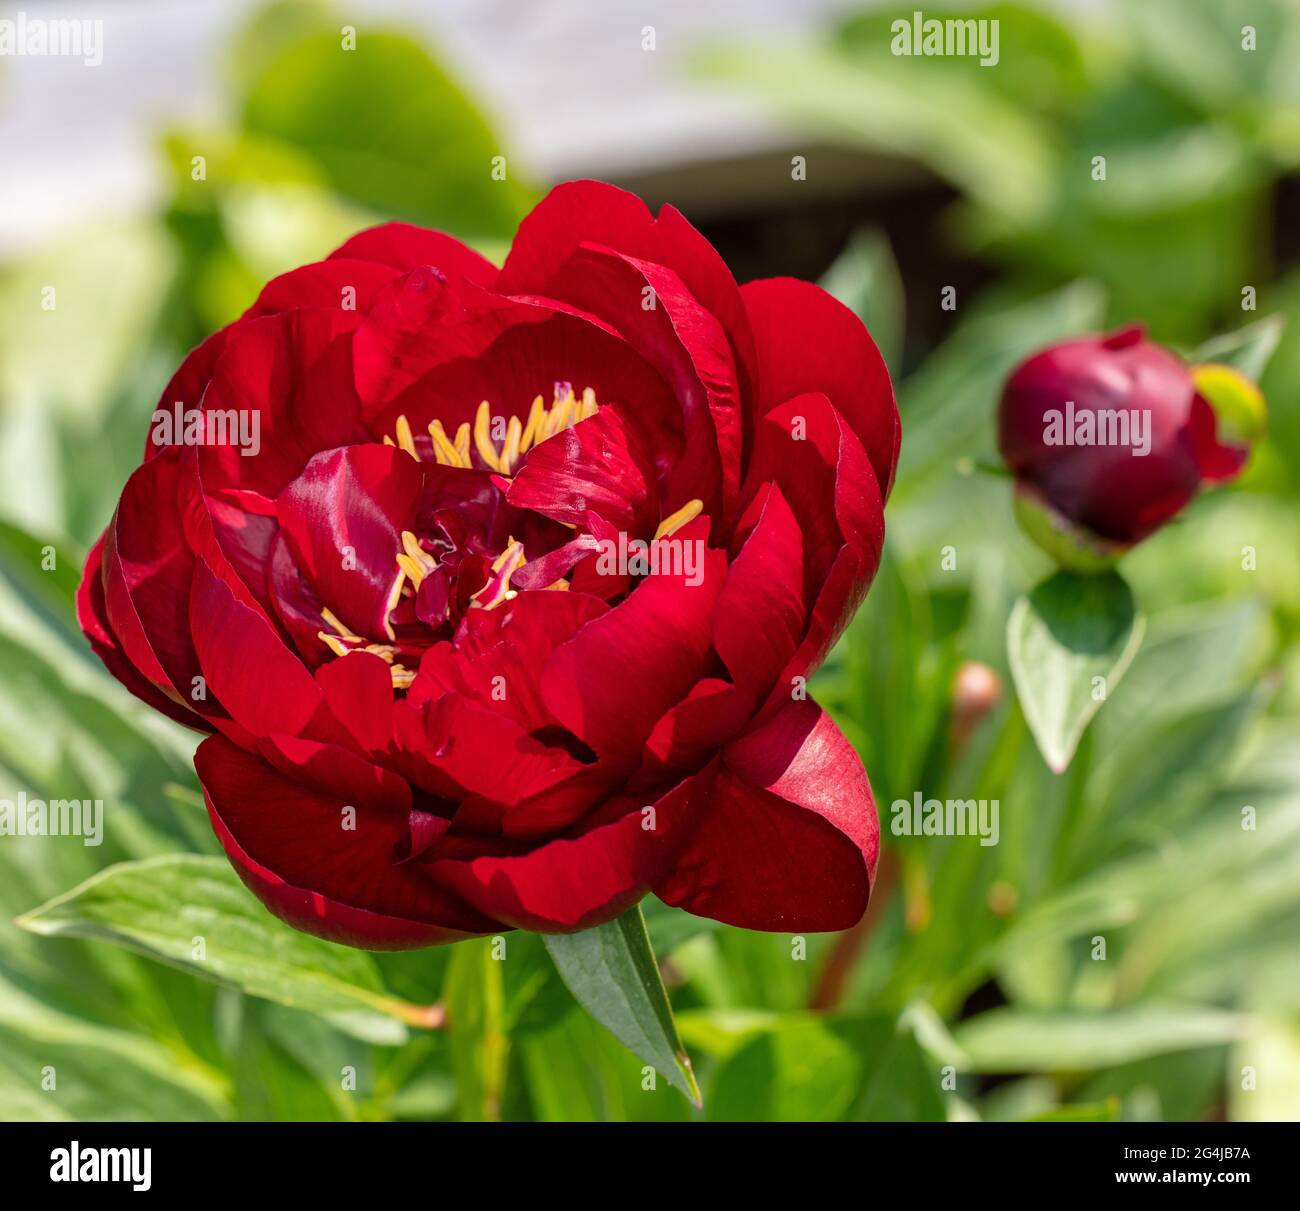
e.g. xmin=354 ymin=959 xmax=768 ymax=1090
xmin=396 ymin=554 xmax=426 ymax=588
xmin=454 ymin=421 xmax=471 ymax=466
xmin=317 ymin=631 xmax=351 ymax=658
xmin=394 ymin=414 xmax=419 ymax=460
xmin=382 ymin=435 xmax=396 ymax=448
xmin=519 ymin=395 xmax=545 ymax=453
xmin=390 ymin=665 xmax=416 ymax=690
xmin=654 ymin=498 xmax=704 ymax=540
xmin=473 ymin=400 xmax=504 ymax=472
xmin=382 ymin=569 xmax=405 ymax=640
xmin=501 ymin=414 xmax=524 ymax=473
xmin=490 ymin=537 xmax=525 ymax=575
xmin=428 ymin=419 xmax=467 ymax=468
xmin=363 ymin=644 xmax=396 ymax=663
xmin=579 ymin=386 xmax=598 ymax=421
xmin=471 ymin=539 xmax=526 ymax=611
xmin=543 ymin=388 xmax=575 ymax=440
xmin=320 ymin=607 xmax=360 ymax=640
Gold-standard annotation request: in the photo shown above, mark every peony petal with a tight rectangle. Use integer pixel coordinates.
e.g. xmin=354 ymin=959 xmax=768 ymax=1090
xmin=715 ymin=482 xmax=806 ymax=699
xmin=429 ymin=767 xmax=711 ymax=931
xmin=506 ymin=406 xmax=660 ymax=535
xmin=654 ymin=699 xmax=878 ymax=931
xmin=276 ymin=443 xmax=424 ymax=640
xmin=541 ymin=519 xmax=726 ymax=763
xmin=77 ymin=536 xmax=210 ymax=730
xmin=197 ymin=736 xmax=496 ymax=948
xmin=329 ymin=222 xmax=499 ymax=284
xmin=525 ymin=243 xmax=741 ymax=521
xmin=498 ymin=179 xmax=758 ymax=402
xmin=742 ymin=277 xmax=900 ymax=499
xmin=194 ymin=309 xmax=370 ymax=499
xmin=189 ymin=558 xmax=337 ymax=741
xmin=244 ymin=259 xmax=399 ymax=319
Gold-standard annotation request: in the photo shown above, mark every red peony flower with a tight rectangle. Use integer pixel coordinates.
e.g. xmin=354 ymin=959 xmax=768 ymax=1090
xmin=998 ymin=325 xmax=1263 ymax=566
xmin=78 ymin=181 xmax=899 ymax=948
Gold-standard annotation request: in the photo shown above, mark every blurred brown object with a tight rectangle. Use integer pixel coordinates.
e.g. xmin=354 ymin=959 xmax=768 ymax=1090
xmin=949 ymin=660 xmax=1003 ymax=754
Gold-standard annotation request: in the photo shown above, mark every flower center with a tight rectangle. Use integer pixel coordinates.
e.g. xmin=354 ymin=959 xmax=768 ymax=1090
xmin=384 ymin=383 xmax=599 ymax=476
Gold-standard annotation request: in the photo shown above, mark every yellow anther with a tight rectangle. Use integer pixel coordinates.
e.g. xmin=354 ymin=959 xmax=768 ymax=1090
xmin=390 ymin=665 xmax=416 ymax=690
xmin=363 ymin=644 xmax=396 ymax=663
xmin=654 ymin=498 xmax=704 ymax=541
xmin=579 ymin=387 xmax=598 ymax=420
xmin=473 ymin=400 xmax=505 ymax=472
xmin=394 ymin=414 xmax=419 ymax=460
xmin=454 ymin=421 xmax=471 ymax=466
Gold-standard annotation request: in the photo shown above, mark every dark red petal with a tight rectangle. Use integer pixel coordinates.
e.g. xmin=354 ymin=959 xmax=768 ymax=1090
xmin=429 ymin=768 xmax=710 ymax=932
xmin=507 ymin=406 xmax=660 ymax=535
xmin=314 ymin=650 xmax=395 ymax=758
xmin=742 ymin=277 xmax=900 ymax=499
xmin=742 ymin=393 xmax=884 ymax=671
xmin=244 ymin=258 xmax=400 ymax=319
xmin=142 ymin=328 xmax=233 ymax=462
xmin=195 ymin=309 xmax=370 ymax=499
xmin=328 ymin=223 xmax=499 ymax=285
xmin=541 ymin=518 xmax=726 ymax=762
xmin=276 ymin=444 xmax=423 ymax=639
xmin=715 ymin=482 xmax=806 ymax=698
xmin=352 ymin=266 xmax=539 ymax=419
xmin=100 ymin=451 xmax=205 ymax=713
xmin=197 ymin=735 xmax=497 ymax=948
xmin=414 ymin=590 xmax=608 ymax=732
xmin=654 ymin=699 xmax=878 ymax=931
xmin=189 ymin=558 xmax=337 ymax=741
xmin=498 ymin=179 xmax=758 ymax=401
xmin=526 ymin=243 xmax=741 ymax=521
xmin=1187 ymin=393 xmax=1250 ymax=484
xmin=77 ymin=536 xmax=210 ymax=730
xmin=639 ymin=677 xmax=752 ymax=781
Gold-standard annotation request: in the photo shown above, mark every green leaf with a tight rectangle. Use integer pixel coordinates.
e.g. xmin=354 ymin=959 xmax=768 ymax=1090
xmin=706 ymin=1013 xmax=947 ymax=1122
xmin=17 ymin=855 xmax=435 ymax=1031
xmin=1230 ymin=1017 xmax=1300 ymax=1121
xmin=1008 ymin=569 xmax=1145 ymax=773
xmin=1028 ymin=1100 xmax=1121 ymax=1122
xmin=0 ymin=974 xmax=228 ymax=1121
xmin=241 ymin=28 xmax=533 ymax=239
xmin=443 ymin=937 xmax=508 ymax=1121
xmin=543 ymin=905 xmax=701 ymax=1106
xmin=1190 ymin=314 xmax=1285 ymax=384
xmin=955 ymin=1004 xmax=1251 ymax=1073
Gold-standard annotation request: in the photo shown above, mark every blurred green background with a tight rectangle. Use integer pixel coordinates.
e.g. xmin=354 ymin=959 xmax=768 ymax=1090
xmin=1 ymin=0 xmax=1299 ymax=1122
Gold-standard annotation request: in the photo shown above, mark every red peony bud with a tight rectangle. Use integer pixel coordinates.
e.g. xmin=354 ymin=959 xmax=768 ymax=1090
xmin=998 ymin=325 xmax=1263 ymax=566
